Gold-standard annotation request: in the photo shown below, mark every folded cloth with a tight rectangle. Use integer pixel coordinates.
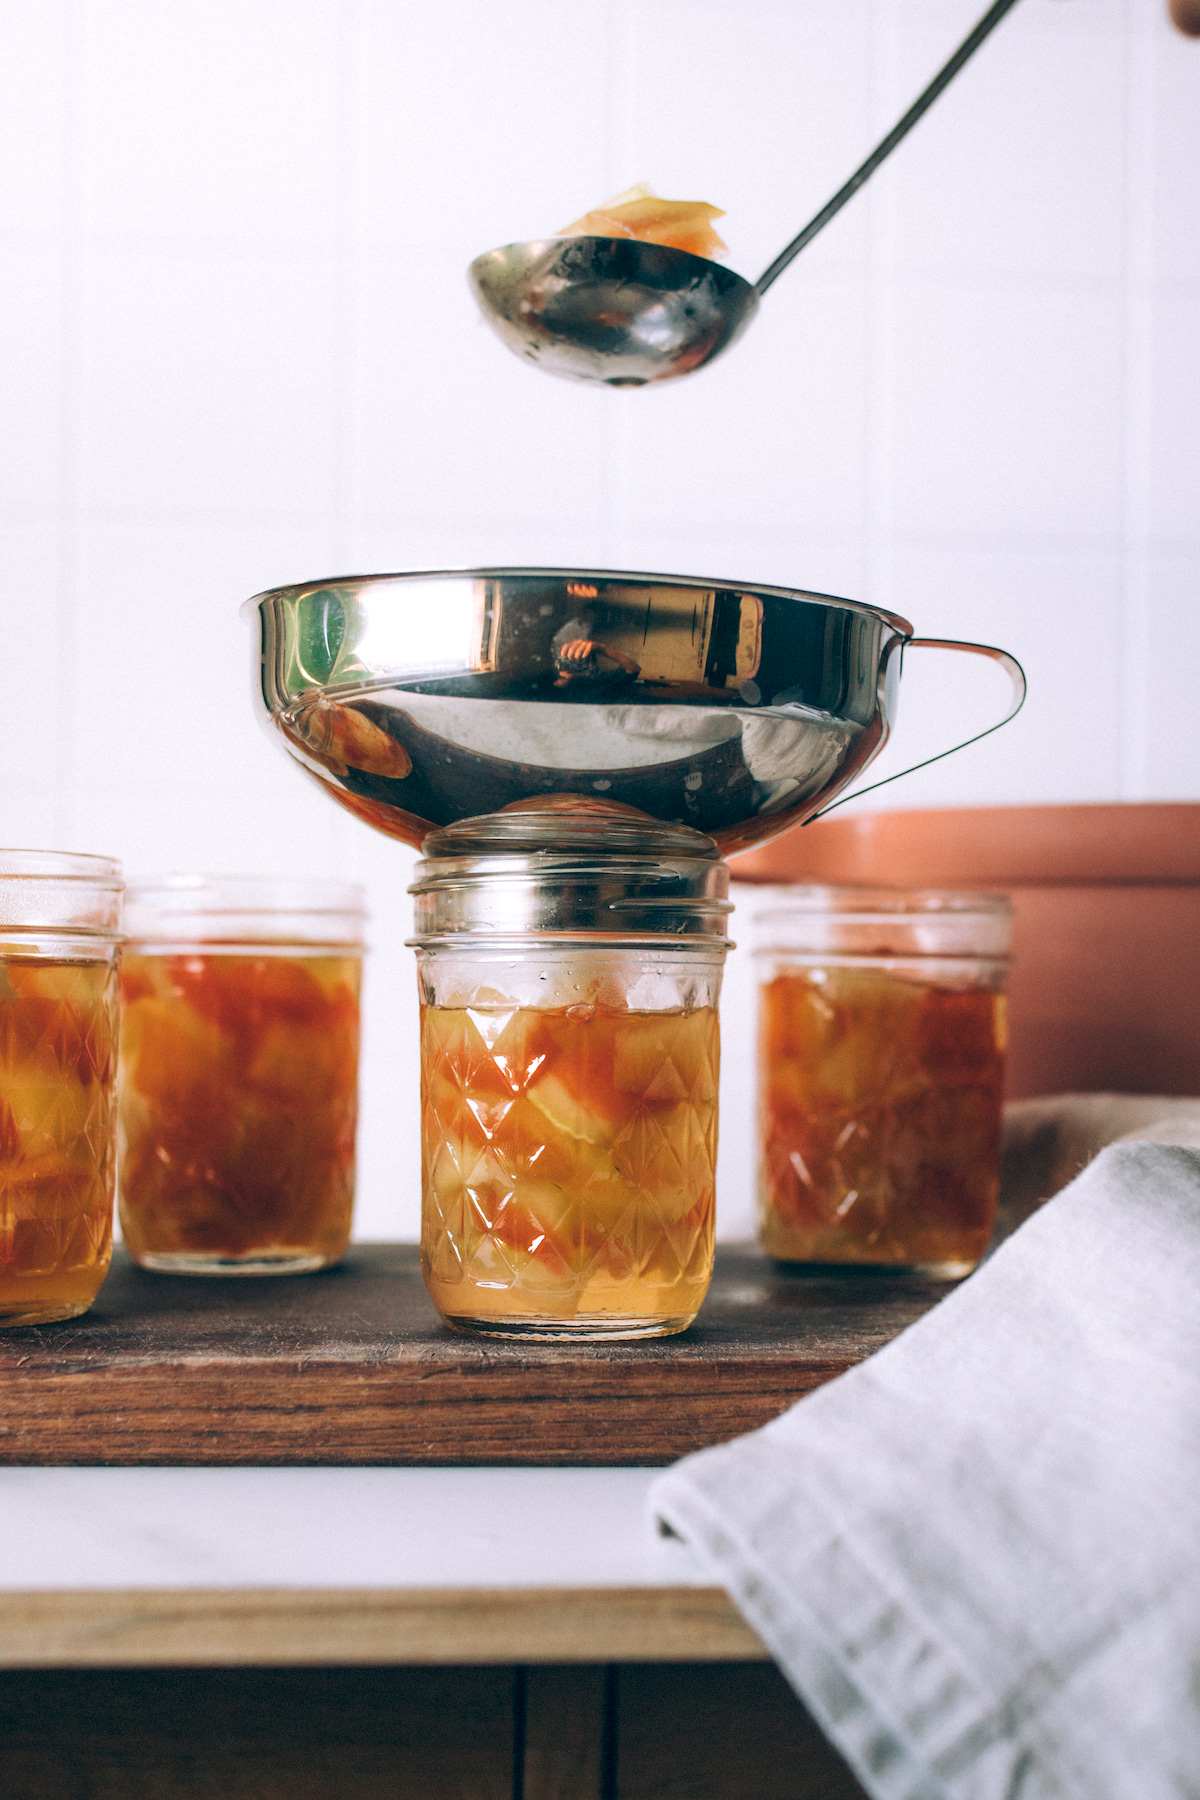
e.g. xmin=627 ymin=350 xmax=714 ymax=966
xmin=650 ymin=1144 xmax=1200 ymax=1800
xmin=997 ymin=1094 xmax=1200 ymax=1242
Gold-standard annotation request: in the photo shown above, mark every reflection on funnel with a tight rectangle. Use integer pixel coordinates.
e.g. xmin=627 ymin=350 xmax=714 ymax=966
xmin=353 ymin=578 xmax=488 ymax=677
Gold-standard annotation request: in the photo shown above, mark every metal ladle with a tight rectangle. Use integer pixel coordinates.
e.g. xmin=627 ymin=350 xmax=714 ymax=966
xmin=469 ymin=0 xmax=1022 ymax=387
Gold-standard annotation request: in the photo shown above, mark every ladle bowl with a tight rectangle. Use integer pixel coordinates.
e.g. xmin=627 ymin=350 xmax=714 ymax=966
xmin=468 ymin=238 xmax=760 ymax=387
xmin=243 ymin=569 xmax=1024 ymax=856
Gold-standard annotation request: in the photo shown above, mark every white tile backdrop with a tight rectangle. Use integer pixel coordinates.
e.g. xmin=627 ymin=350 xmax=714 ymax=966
xmin=1 ymin=0 xmax=1196 ymax=1241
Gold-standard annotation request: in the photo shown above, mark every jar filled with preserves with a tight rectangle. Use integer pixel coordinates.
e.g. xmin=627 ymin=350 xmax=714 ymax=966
xmin=409 ymin=801 xmax=733 ymax=1340
xmin=118 ymin=876 xmax=367 ymax=1274
xmin=756 ymin=887 xmax=1012 ymax=1276
xmin=0 ymin=849 xmax=123 ymax=1327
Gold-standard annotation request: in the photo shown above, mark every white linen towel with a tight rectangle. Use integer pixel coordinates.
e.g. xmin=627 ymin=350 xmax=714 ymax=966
xmin=650 ymin=1144 xmax=1200 ymax=1800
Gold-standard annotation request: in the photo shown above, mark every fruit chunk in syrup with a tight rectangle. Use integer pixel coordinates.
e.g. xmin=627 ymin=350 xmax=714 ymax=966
xmin=118 ymin=952 xmax=360 ymax=1266
xmin=0 ymin=958 xmax=118 ymax=1324
xmin=758 ymin=967 xmax=1005 ymax=1273
xmin=421 ymin=1001 xmax=719 ymax=1331
xmin=558 ymin=183 xmax=727 ymax=260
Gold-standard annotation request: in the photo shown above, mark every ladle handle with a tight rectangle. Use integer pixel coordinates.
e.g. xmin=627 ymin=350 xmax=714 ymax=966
xmin=807 ymin=637 xmax=1027 ymax=822
xmin=755 ymin=0 xmax=1024 ymax=297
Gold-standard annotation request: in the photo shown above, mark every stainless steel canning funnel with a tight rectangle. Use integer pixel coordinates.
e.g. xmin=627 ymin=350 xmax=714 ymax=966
xmin=243 ymin=568 xmax=1025 ymax=857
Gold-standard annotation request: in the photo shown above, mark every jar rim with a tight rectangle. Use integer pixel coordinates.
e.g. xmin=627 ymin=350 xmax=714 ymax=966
xmin=419 ymin=801 xmax=720 ymax=863
xmin=126 ymin=873 xmax=367 ymax=912
xmin=0 ymin=848 xmax=122 ymax=883
xmin=124 ymin=938 xmax=365 ymax=955
xmin=754 ymin=882 xmax=1012 ymax=920
xmin=124 ymin=874 xmax=368 ymax=949
xmin=408 ymin=932 xmax=732 ymax=953
xmin=0 ymin=848 xmax=123 ymax=937
xmin=411 ymin=805 xmax=730 ymax=941
xmin=753 ymin=950 xmax=1009 ymax=968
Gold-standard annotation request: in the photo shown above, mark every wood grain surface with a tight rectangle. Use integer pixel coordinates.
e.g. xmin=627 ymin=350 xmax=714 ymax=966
xmin=0 ymin=1586 xmax=767 ymax=1669
xmin=0 ymin=1245 xmax=947 ymax=1466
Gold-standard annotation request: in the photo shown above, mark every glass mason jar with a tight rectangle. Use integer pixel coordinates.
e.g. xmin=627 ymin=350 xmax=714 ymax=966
xmin=0 ymin=850 xmax=123 ymax=1327
xmin=118 ymin=876 xmax=367 ymax=1275
xmin=756 ymin=886 xmax=1012 ymax=1277
xmin=409 ymin=802 xmax=732 ymax=1341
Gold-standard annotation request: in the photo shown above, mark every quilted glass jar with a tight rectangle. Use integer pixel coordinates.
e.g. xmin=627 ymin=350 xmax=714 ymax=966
xmin=756 ymin=887 xmax=1012 ymax=1277
xmin=409 ymin=802 xmax=732 ymax=1340
xmin=0 ymin=850 xmax=123 ymax=1327
xmin=118 ymin=876 xmax=366 ymax=1275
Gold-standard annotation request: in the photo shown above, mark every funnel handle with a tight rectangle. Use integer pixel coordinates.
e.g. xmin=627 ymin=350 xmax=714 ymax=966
xmin=807 ymin=637 xmax=1026 ymax=823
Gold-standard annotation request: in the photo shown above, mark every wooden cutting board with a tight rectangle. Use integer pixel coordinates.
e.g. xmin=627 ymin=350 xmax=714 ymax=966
xmin=0 ymin=1246 xmax=947 ymax=1466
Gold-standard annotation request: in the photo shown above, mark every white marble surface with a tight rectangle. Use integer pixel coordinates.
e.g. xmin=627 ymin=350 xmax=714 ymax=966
xmin=0 ymin=1466 xmax=702 ymax=1593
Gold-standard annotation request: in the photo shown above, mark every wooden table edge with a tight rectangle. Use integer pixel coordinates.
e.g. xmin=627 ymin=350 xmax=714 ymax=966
xmin=0 ymin=1583 xmax=768 ymax=1669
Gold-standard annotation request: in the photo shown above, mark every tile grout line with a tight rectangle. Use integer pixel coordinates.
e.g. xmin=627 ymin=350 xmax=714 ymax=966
xmin=54 ymin=0 xmax=87 ymax=848
xmin=1117 ymin=0 xmax=1157 ymax=801
xmin=326 ymin=0 xmax=368 ymax=876
xmin=863 ymin=0 xmax=899 ymax=621
xmin=602 ymin=0 xmax=635 ymax=568
xmin=334 ymin=0 xmax=364 ymax=577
